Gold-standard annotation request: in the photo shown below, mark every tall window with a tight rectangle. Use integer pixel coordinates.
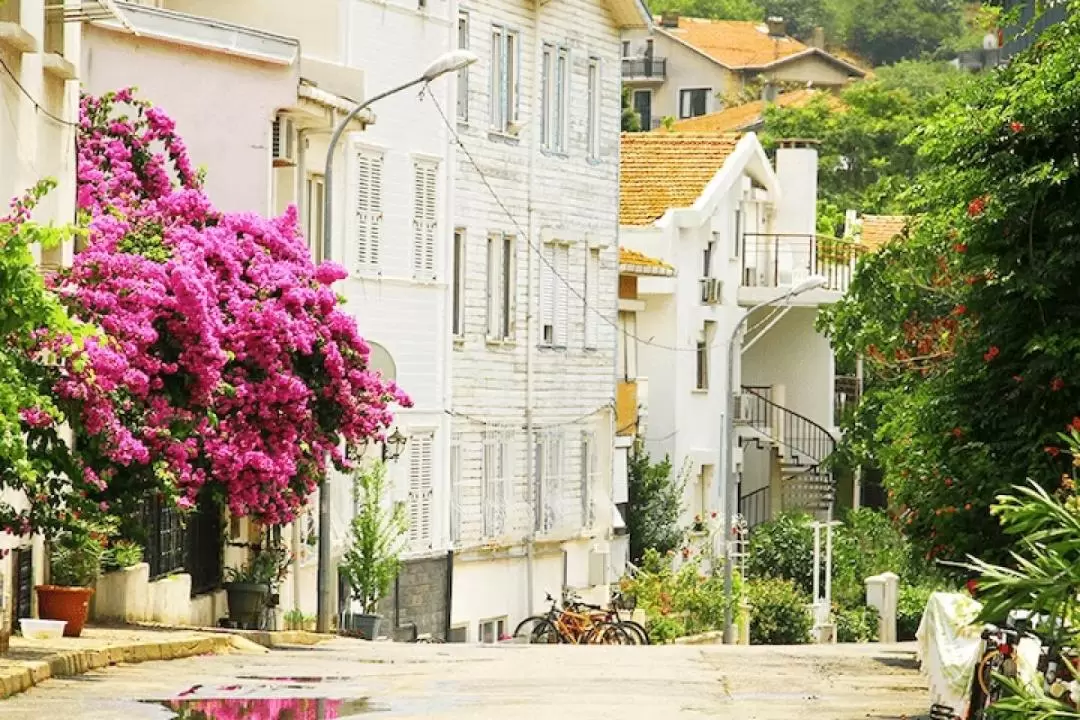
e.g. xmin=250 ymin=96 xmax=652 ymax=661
xmin=732 ymin=207 xmax=743 ymax=258
xmin=540 ymin=243 xmax=570 ymax=346
xmin=483 ymin=430 xmax=512 ymax=537
xmin=587 ymin=58 xmax=601 ymax=159
xmin=486 ymin=233 xmax=515 ymax=340
xmin=696 ymin=321 xmax=716 ymax=390
xmin=353 ymin=149 xmax=383 ymax=273
xmin=407 ymin=431 xmax=435 ymax=551
xmin=535 ymin=429 xmax=564 ymax=533
xmin=306 ymin=174 xmax=325 ymax=259
xmin=412 ymin=160 xmax=438 ymax=280
xmin=457 ymin=12 xmax=470 ymax=121
xmin=449 ymin=440 xmax=461 ymax=544
xmin=580 ymin=431 xmax=597 ymax=528
xmin=452 ymin=228 xmax=466 ymax=337
xmin=679 ymin=88 xmax=709 ymax=119
xmin=703 ymin=237 xmax=716 ymax=277
xmin=490 ymin=25 xmax=519 ymax=132
xmin=541 ymin=44 xmax=569 ymax=152
xmin=584 ymin=248 xmax=599 ymax=349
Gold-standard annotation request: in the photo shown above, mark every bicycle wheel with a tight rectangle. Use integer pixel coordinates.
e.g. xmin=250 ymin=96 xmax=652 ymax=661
xmin=618 ymin=620 xmax=650 ymax=645
xmin=513 ymin=615 xmax=546 ymax=640
xmin=529 ymin=618 xmax=563 ymax=644
xmin=585 ymin=621 xmax=632 ymax=645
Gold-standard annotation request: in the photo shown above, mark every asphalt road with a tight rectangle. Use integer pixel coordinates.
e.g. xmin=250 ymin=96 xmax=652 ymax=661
xmin=0 ymin=638 xmax=930 ymax=719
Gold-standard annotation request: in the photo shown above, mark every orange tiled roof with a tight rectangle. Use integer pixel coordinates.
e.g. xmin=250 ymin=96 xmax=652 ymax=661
xmin=662 ymin=17 xmax=807 ymax=68
xmin=659 ymin=17 xmax=865 ymax=74
xmin=664 ymin=89 xmax=841 ymax=133
xmin=619 ymin=247 xmax=675 ymax=274
xmin=859 ymin=215 xmax=909 ymax=250
xmin=620 ymin=132 xmax=741 ymax=227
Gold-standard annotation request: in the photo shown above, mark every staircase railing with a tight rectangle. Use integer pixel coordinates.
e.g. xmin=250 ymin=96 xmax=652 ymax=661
xmin=740 ymin=386 xmax=835 ymax=467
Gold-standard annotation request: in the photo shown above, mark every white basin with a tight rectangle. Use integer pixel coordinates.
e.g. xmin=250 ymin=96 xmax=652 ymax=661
xmin=19 ymin=618 xmax=66 ymax=640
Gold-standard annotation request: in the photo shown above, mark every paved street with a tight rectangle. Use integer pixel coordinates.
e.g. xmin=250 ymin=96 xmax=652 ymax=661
xmin=0 ymin=638 xmax=928 ymax=719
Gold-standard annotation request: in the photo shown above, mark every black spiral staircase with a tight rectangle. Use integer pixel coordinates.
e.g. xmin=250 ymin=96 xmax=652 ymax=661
xmin=736 ymin=386 xmax=836 ymax=525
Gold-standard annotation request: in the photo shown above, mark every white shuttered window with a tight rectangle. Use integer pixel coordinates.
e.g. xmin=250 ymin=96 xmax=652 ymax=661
xmin=412 ymin=160 xmax=438 ymax=280
xmin=584 ymin=248 xmax=600 ymax=349
xmin=540 ymin=243 xmax=569 ymax=346
xmin=408 ymin=431 xmax=435 ymax=551
xmin=486 ymin=233 xmax=515 ymax=340
xmin=535 ymin=429 xmax=564 ymax=532
xmin=353 ymin=150 xmax=383 ymax=272
xmin=580 ymin=430 xmax=597 ymax=528
xmin=490 ymin=26 xmax=519 ymax=133
xmin=483 ymin=430 xmax=512 ymax=537
xmin=449 ymin=440 xmax=461 ymax=544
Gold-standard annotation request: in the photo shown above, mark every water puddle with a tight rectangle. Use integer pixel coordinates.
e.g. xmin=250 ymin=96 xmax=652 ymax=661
xmin=155 ymin=697 xmax=385 ymax=718
xmin=146 ymin=680 xmax=387 ymax=719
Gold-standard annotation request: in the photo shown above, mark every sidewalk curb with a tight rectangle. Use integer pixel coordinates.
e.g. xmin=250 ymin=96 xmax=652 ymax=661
xmin=0 ymin=634 xmax=237 ymax=699
xmin=129 ymin=624 xmax=333 ymax=649
xmin=673 ymin=630 xmax=726 ymax=645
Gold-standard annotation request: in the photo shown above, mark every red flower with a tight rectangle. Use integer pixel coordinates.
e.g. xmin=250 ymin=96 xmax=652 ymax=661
xmin=967 ymin=196 xmax=988 ymax=218
xmin=952 ymin=427 xmax=964 ymax=439
xmin=983 ymin=346 xmax=1000 ymax=362
xmin=1010 ymin=121 xmax=1024 ymax=133
xmin=681 ymin=547 xmax=691 ymax=559
xmin=1052 ymin=377 xmax=1066 ymax=392
xmin=944 ymin=477 xmax=953 ymax=487
xmin=953 ymin=242 xmax=968 ymax=253
xmin=1071 ymin=416 xmax=1080 ymax=432
xmin=1046 ymin=446 xmax=1061 ymax=457
xmin=952 ymin=304 xmax=967 ymax=316
xmin=966 ymin=579 xmax=979 ymax=596
xmin=710 ymin=511 xmax=717 ymax=519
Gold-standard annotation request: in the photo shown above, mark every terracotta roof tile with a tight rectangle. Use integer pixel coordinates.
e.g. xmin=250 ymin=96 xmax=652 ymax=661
xmin=659 ymin=17 xmax=865 ymax=74
xmin=859 ymin=215 xmax=909 ymax=250
xmin=619 ymin=247 xmax=675 ymax=272
xmin=620 ymin=132 xmax=741 ymax=226
xmin=662 ymin=17 xmax=807 ymax=68
xmin=664 ymin=89 xmax=841 ymax=133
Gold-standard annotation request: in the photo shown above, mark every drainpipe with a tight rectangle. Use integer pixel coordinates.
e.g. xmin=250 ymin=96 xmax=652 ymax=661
xmin=524 ymin=1 xmax=542 ymax=617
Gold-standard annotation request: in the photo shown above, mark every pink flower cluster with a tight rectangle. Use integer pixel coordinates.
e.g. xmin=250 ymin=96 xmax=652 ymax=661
xmin=52 ymin=90 xmax=409 ymax=524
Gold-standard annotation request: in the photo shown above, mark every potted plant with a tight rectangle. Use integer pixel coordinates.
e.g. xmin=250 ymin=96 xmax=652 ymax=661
xmin=223 ymin=538 xmax=291 ymax=630
xmin=36 ymin=523 xmax=111 ymax=637
xmin=339 ymin=461 xmax=407 ymax=640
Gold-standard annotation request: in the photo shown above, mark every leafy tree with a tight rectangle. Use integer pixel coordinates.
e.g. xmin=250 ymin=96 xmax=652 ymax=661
xmin=340 ymin=461 xmax=408 ymax=614
xmin=821 ymin=6 xmax=1080 ymax=569
xmin=0 ymin=180 xmax=97 ymax=539
xmin=627 ymin=445 xmax=683 ymax=564
xmin=621 ymin=86 xmax=641 ymax=133
xmin=842 ymin=0 xmax=963 ymax=64
xmin=759 ymin=0 xmax=830 ymax=40
xmin=647 ymin=0 xmax=764 ymax=22
xmin=762 ymin=60 xmax=973 ymax=222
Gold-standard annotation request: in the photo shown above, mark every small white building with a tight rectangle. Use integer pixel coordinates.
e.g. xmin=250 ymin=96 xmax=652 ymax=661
xmin=448 ymin=0 xmax=650 ymax=642
xmin=619 ymin=131 xmax=857 ymax=537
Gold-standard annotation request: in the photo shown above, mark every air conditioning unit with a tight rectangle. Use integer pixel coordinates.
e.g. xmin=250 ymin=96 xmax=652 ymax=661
xmin=272 ymin=116 xmax=296 ymax=165
xmin=700 ymin=277 xmax=722 ymax=304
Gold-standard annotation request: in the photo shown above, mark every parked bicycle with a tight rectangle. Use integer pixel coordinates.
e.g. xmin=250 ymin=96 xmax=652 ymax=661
xmin=513 ymin=591 xmax=645 ymax=645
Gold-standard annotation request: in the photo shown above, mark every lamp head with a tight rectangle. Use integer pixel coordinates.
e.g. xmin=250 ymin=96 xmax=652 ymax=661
xmin=421 ymin=50 xmax=479 ymax=82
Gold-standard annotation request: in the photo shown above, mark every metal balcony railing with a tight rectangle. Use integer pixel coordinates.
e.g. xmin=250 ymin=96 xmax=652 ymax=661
xmin=621 ymin=57 xmax=667 ymax=80
xmin=740 ymin=233 xmax=864 ymax=294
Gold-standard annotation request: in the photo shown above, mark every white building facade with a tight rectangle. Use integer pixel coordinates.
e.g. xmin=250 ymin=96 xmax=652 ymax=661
xmin=620 ymin=132 xmax=849 ymax=540
xmin=448 ymin=0 xmax=650 ymax=641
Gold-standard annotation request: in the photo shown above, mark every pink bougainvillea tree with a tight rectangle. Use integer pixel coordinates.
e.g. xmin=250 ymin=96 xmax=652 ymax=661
xmin=42 ymin=89 xmax=408 ymax=527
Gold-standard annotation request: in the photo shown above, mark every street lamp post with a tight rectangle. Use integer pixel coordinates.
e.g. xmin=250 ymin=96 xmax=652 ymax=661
xmin=721 ymin=275 xmax=826 ymax=644
xmin=315 ymin=49 xmax=478 ymax=635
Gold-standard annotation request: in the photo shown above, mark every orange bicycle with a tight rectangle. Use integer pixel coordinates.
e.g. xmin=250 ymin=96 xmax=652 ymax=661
xmin=526 ymin=593 xmax=632 ymax=645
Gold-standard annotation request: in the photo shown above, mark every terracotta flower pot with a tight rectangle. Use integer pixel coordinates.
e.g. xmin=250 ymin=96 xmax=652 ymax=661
xmin=35 ymin=585 xmax=95 ymax=637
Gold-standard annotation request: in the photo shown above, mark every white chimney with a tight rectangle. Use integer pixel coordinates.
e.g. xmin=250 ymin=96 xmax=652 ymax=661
xmin=773 ymin=139 xmax=819 ymax=237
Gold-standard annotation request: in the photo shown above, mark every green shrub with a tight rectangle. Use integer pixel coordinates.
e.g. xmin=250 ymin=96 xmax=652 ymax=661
xmin=746 ymin=513 xmax=815 ymax=595
xmin=897 ymin=583 xmax=935 ymax=641
xmin=621 ymin=548 xmax=733 ymax=643
xmin=835 ymin=604 xmax=879 ymax=643
xmin=105 ymin=539 xmax=144 ymax=570
xmin=748 ymin=577 xmax=813 ymax=645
